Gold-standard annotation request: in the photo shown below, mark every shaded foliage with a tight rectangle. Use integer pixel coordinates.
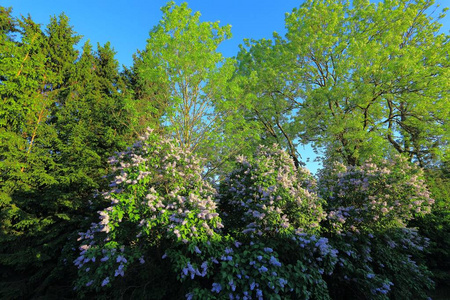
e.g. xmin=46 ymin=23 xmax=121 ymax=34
xmin=0 ymin=8 xmax=133 ymax=299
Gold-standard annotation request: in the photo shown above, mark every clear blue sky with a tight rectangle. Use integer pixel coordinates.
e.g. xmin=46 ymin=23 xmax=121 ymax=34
xmin=4 ymin=0 xmax=449 ymax=174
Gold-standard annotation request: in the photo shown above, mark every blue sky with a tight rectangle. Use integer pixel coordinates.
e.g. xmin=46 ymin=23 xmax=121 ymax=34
xmin=6 ymin=0 xmax=306 ymax=65
xmin=5 ymin=0 xmax=449 ymax=173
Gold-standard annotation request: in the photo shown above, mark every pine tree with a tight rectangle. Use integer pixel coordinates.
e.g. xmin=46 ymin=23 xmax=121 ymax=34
xmin=0 ymin=10 xmax=61 ymax=298
xmin=0 ymin=10 xmax=134 ymax=298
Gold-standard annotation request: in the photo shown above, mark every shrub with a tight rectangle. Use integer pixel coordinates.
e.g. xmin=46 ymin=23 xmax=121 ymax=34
xmin=318 ymin=156 xmax=434 ymax=234
xmin=318 ymin=156 xmax=435 ymax=299
xmin=74 ymin=128 xmax=223 ymax=298
xmin=211 ymin=144 xmax=337 ymax=299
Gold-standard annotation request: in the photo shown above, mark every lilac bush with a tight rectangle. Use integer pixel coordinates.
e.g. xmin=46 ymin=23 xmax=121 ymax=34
xmin=318 ymin=156 xmax=434 ymax=234
xmin=208 ymin=144 xmax=337 ymax=299
xmin=74 ymin=128 xmax=223 ymax=295
xmin=219 ymin=144 xmax=326 ymax=237
xmin=318 ymin=156 xmax=435 ymax=299
xmin=73 ymin=133 xmax=435 ymax=299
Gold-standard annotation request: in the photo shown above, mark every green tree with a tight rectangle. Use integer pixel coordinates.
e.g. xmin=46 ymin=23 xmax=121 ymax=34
xmin=411 ymin=162 xmax=450 ymax=286
xmin=122 ymin=49 xmax=168 ymax=134
xmin=134 ymin=2 xmax=244 ymax=176
xmin=0 ymin=10 xmax=133 ymax=298
xmin=237 ymin=0 xmax=449 ymax=167
xmin=235 ymin=38 xmax=304 ymax=167
xmin=0 ymin=12 xmax=62 ymax=298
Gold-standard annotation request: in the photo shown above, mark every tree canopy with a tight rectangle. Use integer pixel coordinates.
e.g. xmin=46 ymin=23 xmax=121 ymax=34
xmin=128 ymin=2 xmax=248 ymax=177
xmin=236 ymin=0 xmax=449 ymax=167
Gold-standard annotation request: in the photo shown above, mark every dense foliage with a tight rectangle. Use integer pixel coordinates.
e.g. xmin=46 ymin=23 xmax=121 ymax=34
xmin=235 ymin=0 xmax=449 ymax=167
xmin=73 ymin=130 xmax=437 ymax=300
xmin=318 ymin=157 xmax=436 ymax=299
xmin=0 ymin=1 xmax=448 ymax=299
xmin=0 ymin=7 xmax=133 ymax=298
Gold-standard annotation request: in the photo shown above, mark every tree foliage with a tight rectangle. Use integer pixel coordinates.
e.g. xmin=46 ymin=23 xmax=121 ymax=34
xmin=236 ymin=0 xmax=449 ymax=167
xmin=0 ymin=9 xmax=133 ymax=298
xmin=130 ymin=2 xmax=246 ymax=176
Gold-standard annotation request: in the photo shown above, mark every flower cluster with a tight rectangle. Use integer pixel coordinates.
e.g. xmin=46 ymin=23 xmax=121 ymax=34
xmin=328 ymin=229 xmax=433 ymax=300
xmin=219 ymin=144 xmax=326 ymax=237
xmin=318 ymin=155 xmax=434 ymax=233
xmin=186 ymin=236 xmax=337 ymax=299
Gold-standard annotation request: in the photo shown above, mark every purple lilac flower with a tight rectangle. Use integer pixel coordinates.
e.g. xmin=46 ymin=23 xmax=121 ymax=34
xmin=212 ymin=283 xmax=222 ymax=293
xmin=187 ymin=263 xmax=195 ymax=274
xmin=229 ymin=279 xmax=236 ymax=291
xmin=225 ymin=247 xmax=233 ymax=254
xmin=259 ymin=266 xmax=268 ymax=273
xmin=201 ymin=261 xmax=208 ymax=269
xmin=221 ymin=255 xmax=233 ymax=261
xmin=116 ymin=255 xmax=127 ymax=263
xmin=279 ymin=278 xmax=288 ymax=288
xmin=115 ymin=264 xmax=125 ymax=277
xmin=101 ymin=277 xmax=110 ymax=287
xmin=269 ymin=256 xmax=281 ymax=267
